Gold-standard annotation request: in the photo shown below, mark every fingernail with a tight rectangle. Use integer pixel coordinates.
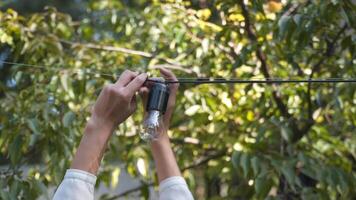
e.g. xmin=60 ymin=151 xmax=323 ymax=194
xmin=139 ymin=73 xmax=148 ymax=82
xmin=140 ymin=73 xmax=147 ymax=77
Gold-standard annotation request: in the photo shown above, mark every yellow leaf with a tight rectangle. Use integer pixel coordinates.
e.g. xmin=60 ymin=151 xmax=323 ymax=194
xmin=229 ymin=14 xmax=245 ymax=22
xmin=267 ymin=1 xmax=283 ymax=13
xmin=312 ymin=108 xmax=322 ymax=120
xmin=185 ymin=105 xmax=200 ymax=116
xmin=197 ymin=9 xmax=211 ymax=21
xmin=247 ymin=110 xmax=254 ymax=121
xmin=198 ymin=20 xmax=223 ymax=32
xmin=221 ymin=92 xmax=232 ymax=108
xmin=233 ymin=142 xmax=243 ymax=151
xmin=111 ymin=168 xmax=120 ymax=188
xmin=0 ymin=30 xmax=13 ymax=45
xmin=137 ymin=158 xmax=147 ymax=177
xmin=316 ymin=116 xmax=324 ymax=123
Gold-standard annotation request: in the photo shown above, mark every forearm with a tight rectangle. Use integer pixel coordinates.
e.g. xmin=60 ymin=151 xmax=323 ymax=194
xmin=151 ymin=134 xmax=181 ymax=182
xmin=71 ymin=119 xmax=113 ymax=174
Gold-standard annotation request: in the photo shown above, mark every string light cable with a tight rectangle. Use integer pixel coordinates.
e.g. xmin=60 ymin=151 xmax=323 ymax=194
xmin=1 ymin=61 xmax=356 ymax=85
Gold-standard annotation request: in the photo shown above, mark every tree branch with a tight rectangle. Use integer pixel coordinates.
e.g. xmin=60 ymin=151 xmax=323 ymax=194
xmin=237 ymin=0 xmax=315 ymax=146
xmin=181 ymin=148 xmax=228 ymax=171
xmin=238 ymin=0 xmax=290 ymax=118
xmin=58 ymin=39 xmax=196 ymax=74
xmin=59 ymin=39 xmax=153 ymax=57
xmin=237 ymin=1 xmax=348 ymax=143
xmin=306 ymin=24 xmax=347 ymax=123
xmin=150 ymin=64 xmax=194 ymax=74
xmin=308 ymin=24 xmax=347 ymax=79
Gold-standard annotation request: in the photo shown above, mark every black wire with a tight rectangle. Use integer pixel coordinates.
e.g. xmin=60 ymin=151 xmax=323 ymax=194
xmin=147 ymin=78 xmax=356 ymax=84
xmin=2 ymin=61 xmax=356 ymax=84
xmin=0 ymin=61 xmax=115 ymax=78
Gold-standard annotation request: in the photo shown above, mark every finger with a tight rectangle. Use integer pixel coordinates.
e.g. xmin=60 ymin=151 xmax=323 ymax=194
xmin=145 ymin=77 xmax=164 ymax=88
xmin=129 ymin=94 xmax=137 ymax=113
xmin=159 ymin=68 xmax=179 ymax=91
xmin=159 ymin=68 xmax=179 ymax=125
xmin=124 ymin=73 xmax=147 ymax=96
xmin=139 ymin=86 xmax=149 ymax=93
xmin=115 ymin=70 xmax=139 ymax=87
xmin=160 ymin=68 xmax=177 ymax=81
xmin=139 ymin=86 xmax=149 ymax=109
xmin=163 ymin=93 xmax=177 ymax=125
xmin=143 ymin=78 xmax=155 ymax=88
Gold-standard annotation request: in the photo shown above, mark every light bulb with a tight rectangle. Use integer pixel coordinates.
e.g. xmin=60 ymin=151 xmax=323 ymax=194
xmin=140 ymin=81 xmax=169 ymax=141
xmin=141 ymin=110 xmax=162 ymax=141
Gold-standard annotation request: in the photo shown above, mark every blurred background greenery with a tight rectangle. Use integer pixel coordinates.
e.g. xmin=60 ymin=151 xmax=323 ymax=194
xmin=0 ymin=0 xmax=355 ymax=199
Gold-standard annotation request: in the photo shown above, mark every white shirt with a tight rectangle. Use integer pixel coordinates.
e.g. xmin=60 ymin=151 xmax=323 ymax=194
xmin=53 ymin=169 xmax=194 ymax=200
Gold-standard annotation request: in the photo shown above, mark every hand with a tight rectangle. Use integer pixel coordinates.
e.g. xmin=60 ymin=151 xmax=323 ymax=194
xmin=90 ymin=70 xmax=147 ymax=131
xmin=72 ymin=70 xmax=147 ymax=174
xmin=140 ymin=68 xmax=179 ymax=136
xmin=140 ymin=68 xmax=181 ymax=182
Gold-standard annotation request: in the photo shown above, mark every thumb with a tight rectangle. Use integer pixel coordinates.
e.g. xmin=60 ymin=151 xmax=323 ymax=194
xmin=125 ymin=73 xmax=147 ymax=97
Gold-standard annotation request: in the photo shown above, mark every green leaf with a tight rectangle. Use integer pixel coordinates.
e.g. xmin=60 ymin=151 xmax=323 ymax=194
xmin=232 ymin=151 xmax=241 ymax=169
xmin=301 ymin=188 xmax=318 ymax=200
xmin=341 ymin=2 xmax=356 ymax=29
xmin=62 ymin=111 xmax=75 ymax=127
xmin=141 ymin=185 xmax=149 ymax=200
xmin=27 ymin=118 xmax=40 ymax=134
xmin=281 ymin=125 xmax=293 ymax=142
xmin=8 ymin=135 xmax=23 ymax=165
xmin=255 ymin=174 xmax=273 ymax=199
xmin=336 ymin=170 xmax=349 ymax=192
xmin=29 ymin=134 xmax=40 ymax=147
xmin=0 ymin=185 xmax=11 ymax=200
xmin=33 ymin=180 xmax=49 ymax=200
xmin=60 ymin=73 xmax=69 ymax=92
xmin=280 ymin=162 xmax=296 ymax=189
xmin=278 ymin=15 xmax=291 ymax=39
xmin=240 ymin=153 xmax=251 ymax=178
xmin=251 ymin=156 xmax=260 ymax=176
xmin=293 ymin=14 xmax=302 ymax=27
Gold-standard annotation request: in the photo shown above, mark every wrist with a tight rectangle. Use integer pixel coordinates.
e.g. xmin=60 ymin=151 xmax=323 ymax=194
xmin=151 ymin=134 xmax=170 ymax=149
xmin=85 ymin=117 xmax=115 ymax=137
xmin=71 ymin=118 xmax=114 ymax=174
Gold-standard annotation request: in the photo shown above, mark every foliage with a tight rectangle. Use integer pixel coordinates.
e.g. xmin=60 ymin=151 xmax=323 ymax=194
xmin=0 ymin=0 xmax=355 ymax=199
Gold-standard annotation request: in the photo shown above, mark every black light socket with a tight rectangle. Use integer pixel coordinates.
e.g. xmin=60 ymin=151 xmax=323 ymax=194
xmin=146 ymin=82 xmax=170 ymax=114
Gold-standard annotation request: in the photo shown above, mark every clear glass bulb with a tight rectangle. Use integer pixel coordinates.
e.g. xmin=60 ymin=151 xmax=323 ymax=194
xmin=140 ymin=110 xmax=163 ymax=141
xmin=140 ymin=81 xmax=169 ymax=141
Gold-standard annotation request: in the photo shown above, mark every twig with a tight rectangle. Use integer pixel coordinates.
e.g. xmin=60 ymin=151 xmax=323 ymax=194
xmin=59 ymin=39 xmax=194 ymax=74
xmin=181 ymin=149 xmax=228 ymax=171
xmin=59 ymin=39 xmax=153 ymax=57
xmin=306 ymin=24 xmax=347 ymax=124
xmin=149 ymin=64 xmax=194 ymax=74
xmin=300 ymin=24 xmax=348 ymax=143
xmin=238 ymin=0 xmax=291 ymax=118
xmin=281 ymin=3 xmax=300 ymax=18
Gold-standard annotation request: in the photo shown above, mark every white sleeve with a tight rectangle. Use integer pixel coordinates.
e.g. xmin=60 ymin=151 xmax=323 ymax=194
xmin=53 ymin=169 xmax=96 ymax=200
xmin=159 ymin=176 xmax=194 ymax=200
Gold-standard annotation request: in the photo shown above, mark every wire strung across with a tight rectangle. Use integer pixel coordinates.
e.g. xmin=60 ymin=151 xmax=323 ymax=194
xmin=1 ymin=61 xmax=356 ymax=84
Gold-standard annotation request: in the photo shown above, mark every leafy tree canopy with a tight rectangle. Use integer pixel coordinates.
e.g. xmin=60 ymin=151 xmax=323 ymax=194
xmin=0 ymin=0 xmax=355 ymax=199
